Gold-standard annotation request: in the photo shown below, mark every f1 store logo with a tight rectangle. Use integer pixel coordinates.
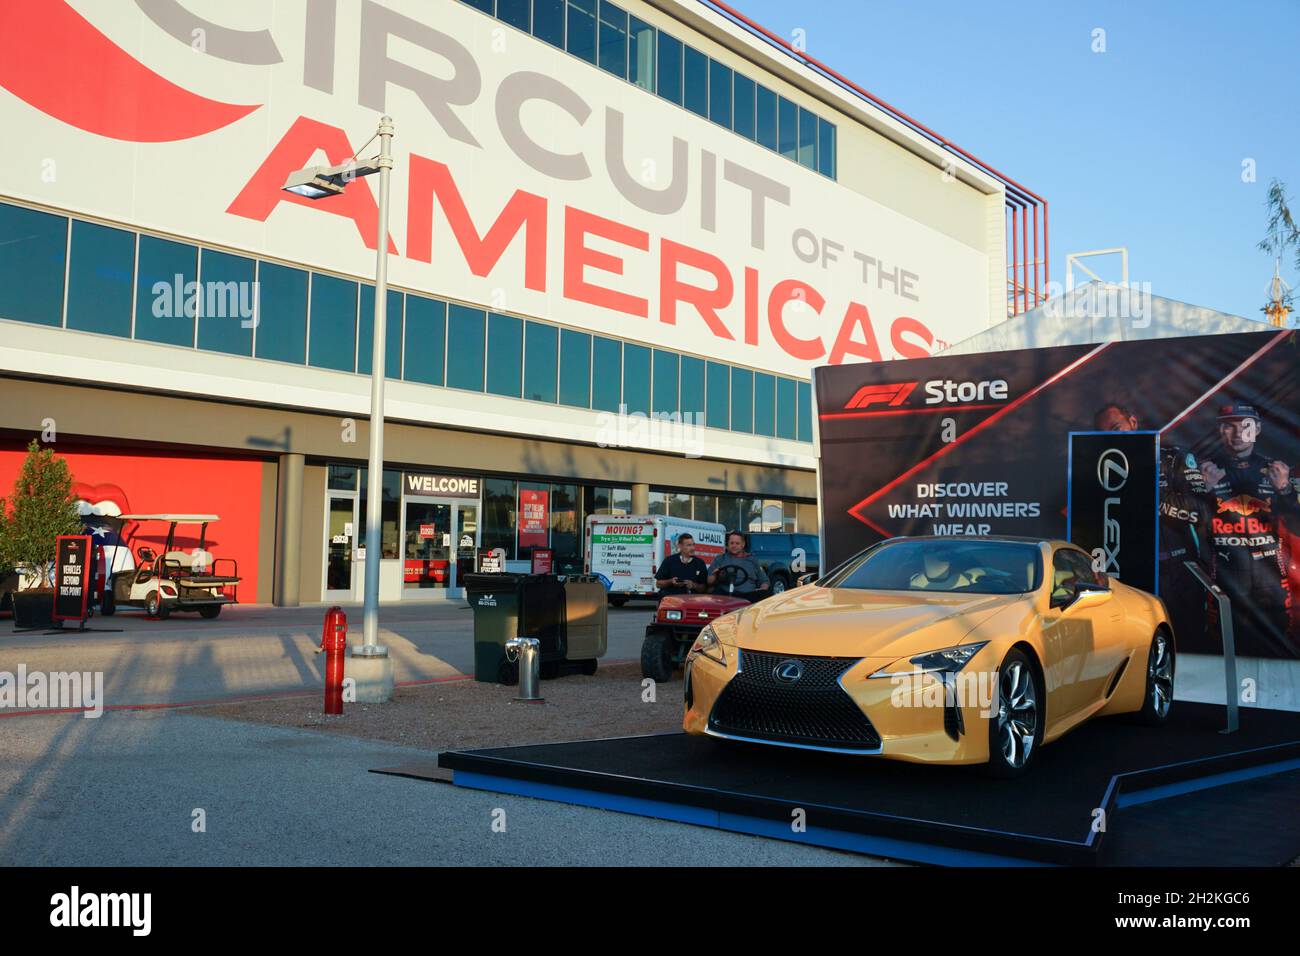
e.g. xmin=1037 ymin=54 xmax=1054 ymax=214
xmin=844 ymin=382 xmax=918 ymax=410
xmin=842 ymin=378 xmax=1010 ymax=411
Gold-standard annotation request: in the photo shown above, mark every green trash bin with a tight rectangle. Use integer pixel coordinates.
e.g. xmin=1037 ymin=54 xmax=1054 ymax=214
xmin=463 ymin=573 xmax=566 ymax=683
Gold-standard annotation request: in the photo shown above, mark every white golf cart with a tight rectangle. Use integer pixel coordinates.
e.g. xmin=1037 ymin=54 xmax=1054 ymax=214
xmin=101 ymin=514 xmax=241 ymax=619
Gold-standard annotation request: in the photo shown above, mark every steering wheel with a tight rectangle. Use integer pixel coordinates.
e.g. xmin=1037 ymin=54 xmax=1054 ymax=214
xmin=714 ymin=564 xmax=751 ymax=590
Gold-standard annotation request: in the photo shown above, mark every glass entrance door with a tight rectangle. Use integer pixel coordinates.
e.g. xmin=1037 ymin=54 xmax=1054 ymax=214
xmin=325 ymin=495 xmax=357 ymax=596
xmin=455 ymin=502 xmax=480 ymax=588
xmin=403 ymin=498 xmax=481 ymax=596
xmin=404 ymin=500 xmax=453 ymax=591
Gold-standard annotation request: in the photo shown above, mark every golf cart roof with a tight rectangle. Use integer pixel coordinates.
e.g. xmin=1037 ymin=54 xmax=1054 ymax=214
xmin=119 ymin=514 xmax=221 ymax=523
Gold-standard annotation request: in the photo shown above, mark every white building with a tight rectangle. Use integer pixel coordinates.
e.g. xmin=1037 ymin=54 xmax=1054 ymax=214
xmin=0 ymin=0 xmax=1043 ymax=602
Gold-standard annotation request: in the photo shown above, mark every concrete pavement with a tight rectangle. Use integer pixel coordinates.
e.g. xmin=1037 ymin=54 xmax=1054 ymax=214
xmin=0 ymin=709 xmax=888 ymax=866
xmin=0 ymin=600 xmax=652 ymax=706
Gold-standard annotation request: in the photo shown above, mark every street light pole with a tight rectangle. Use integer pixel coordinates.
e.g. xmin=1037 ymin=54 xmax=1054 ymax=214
xmin=357 ymin=115 xmax=394 ymax=659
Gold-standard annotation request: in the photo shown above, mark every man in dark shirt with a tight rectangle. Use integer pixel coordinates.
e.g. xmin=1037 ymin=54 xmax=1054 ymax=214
xmin=654 ymin=533 xmax=709 ymax=599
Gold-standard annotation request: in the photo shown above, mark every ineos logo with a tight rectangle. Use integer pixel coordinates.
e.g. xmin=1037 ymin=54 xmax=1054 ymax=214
xmin=1097 ymin=449 xmax=1130 ymax=492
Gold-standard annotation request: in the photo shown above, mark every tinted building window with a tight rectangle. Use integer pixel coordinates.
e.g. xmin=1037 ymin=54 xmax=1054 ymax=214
xmin=628 ymin=15 xmax=655 ymax=91
xmin=357 ymin=286 xmax=403 ymax=377
xmin=597 ymin=1 xmax=627 ymax=78
xmin=486 ymin=311 xmax=523 ymax=397
xmin=708 ymin=59 xmax=732 ymax=127
xmin=566 ymin=0 xmax=597 ymax=64
xmin=0 ymin=203 xmax=66 ymax=327
xmin=656 ymin=31 xmax=682 ymax=104
xmin=667 ymin=492 xmax=692 ymax=518
xmin=446 ymin=304 xmax=486 ymax=391
xmin=777 ymin=96 xmax=798 ymax=160
xmin=776 ymin=377 xmax=797 ymax=440
xmin=683 ymin=46 xmax=708 ymax=117
xmin=482 ymin=478 xmax=518 ymax=560
xmin=706 ymin=361 xmax=729 ymax=429
xmin=756 ymin=84 xmax=778 ymax=151
xmin=718 ymin=496 xmax=743 ymax=532
xmin=67 ymin=220 xmax=133 ymax=338
xmin=798 ymin=106 xmax=817 ymax=169
xmin=254 ymin=262 xmax=308 ymax=364
xmin=196 ymin=249 xmax=254 ymax=356
xmin=497 ymin=0 xmax=530 ymax=31
xmin=797 ymin=380 xmax=812 ymax=441
xmin=532 ymin=0 xmax=565 ymax=48
xmin=559 ymin=328 xmax=592 ymax=407
xmin=753 ymin=372 xmax=775 ymax=437
xmin=818 ymin=117 xmax=837 ymax=178
xmin=524 ymin=321 xmax=558 ymax=402
xmin=308 ymin=273 xmax=358 ymax=372
xmin=551 ymin=482 xmax=580 ymax=570
xmin=730 ymin=367 xmax=754 ymax=434
xmin=591 ymin=335 xmax=622 ymax=411
xmin=622 ymin=342 xmax=650 ymax=415
xmin=732 ymin=73 xmax=756 ymax=139
xmin=680 ymin=355 xmax=705 ymax=421
xmin=403 ymin=295 xmax=446 ymax=386
xmin=135 ymin=236 xmax=197 ymax=347
xmin=358 ymin=468 xmax=402 ymax=558
xmin=652 ymin=349 xmax=678 ymax=415
xmin=462 ymin=0 xmax=493 ymax=12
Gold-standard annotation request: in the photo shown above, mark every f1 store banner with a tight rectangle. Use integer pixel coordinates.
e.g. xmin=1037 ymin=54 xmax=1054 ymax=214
xmin=0 ymin=0 xmax=989 ymax=378
xmin=816 ymin=330 xmax=1300 ymax=660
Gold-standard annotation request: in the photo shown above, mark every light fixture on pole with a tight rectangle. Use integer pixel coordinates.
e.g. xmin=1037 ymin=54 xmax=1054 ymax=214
xmin=282 ymin=116 xmax=395 ymax=694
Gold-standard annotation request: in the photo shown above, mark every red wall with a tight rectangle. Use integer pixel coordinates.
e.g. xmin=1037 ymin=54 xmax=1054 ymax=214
xmin=0 ymin=445 xmax=265 ymax=598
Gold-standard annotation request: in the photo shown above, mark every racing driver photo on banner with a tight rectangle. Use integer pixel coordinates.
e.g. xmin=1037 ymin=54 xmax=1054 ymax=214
xmin=1097 ymin=388 xmax=1300 ymax=659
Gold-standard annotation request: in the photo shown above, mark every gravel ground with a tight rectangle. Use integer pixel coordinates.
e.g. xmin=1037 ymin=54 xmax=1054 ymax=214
xmin=193 ymin=660 xmax=682 ymax=753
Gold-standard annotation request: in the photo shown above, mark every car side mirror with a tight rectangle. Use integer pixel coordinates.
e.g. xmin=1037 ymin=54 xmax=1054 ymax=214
xmin=796 ymin=572 xmax=818 ymax=587
xmin=1067 ymin=584 xmax=1112 ymax=612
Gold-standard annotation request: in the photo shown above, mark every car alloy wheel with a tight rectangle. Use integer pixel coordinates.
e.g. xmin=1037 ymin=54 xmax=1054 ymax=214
xmin=1147 ymin=631 xmax=1174 ymax=721
xmin=997 ymin=658 xmax=1039 ymax=770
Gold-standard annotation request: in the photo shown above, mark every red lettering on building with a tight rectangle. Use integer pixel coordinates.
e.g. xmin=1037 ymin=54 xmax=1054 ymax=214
xmin=226 ymin=116 xmax=398 ymax=253
xmin=563 ymin=206 xmax=649 ymax=317
xmin=407 ymin=155 xmax=546 ymax=290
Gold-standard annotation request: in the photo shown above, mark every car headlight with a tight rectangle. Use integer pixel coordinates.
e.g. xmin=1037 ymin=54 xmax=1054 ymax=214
xmin=870 ymin=641 xmax=988 ymax=678
xmin=665 ymin=609 xmax=683 ymax=621
xmin=686 ymin=625 xmax=726 ymax=665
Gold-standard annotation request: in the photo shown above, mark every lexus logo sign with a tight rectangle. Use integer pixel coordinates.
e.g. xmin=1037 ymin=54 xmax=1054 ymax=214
xmin=773 ymin=659 xmax=804 ymax=683
xmin=1097 ymin=449 xmax=1130 ymax=492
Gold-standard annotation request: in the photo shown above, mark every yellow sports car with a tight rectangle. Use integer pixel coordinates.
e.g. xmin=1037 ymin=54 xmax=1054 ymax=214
xmin=683 ymin=536 xmax=1174 ymax=776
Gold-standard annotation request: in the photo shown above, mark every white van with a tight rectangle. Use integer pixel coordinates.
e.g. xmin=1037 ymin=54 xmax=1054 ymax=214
xmin=584 ymin=514 xmax=726 ymax=606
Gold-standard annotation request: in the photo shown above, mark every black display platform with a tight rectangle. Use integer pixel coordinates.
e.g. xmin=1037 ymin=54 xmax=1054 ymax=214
xmin=438 ymin=703 xmax=1300 ymax=865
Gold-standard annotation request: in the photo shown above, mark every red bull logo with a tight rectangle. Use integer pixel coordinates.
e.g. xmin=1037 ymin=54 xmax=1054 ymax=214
xmin=1217 ymin=494 xmax=1271 ymax=518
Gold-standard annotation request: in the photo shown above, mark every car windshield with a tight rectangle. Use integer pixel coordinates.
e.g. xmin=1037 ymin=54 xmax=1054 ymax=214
xmin=825 ymin=539 xmax=1042 ymax=595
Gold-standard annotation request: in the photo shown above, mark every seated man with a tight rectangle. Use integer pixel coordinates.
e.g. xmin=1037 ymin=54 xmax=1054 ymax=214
xmin=654 ymin=533 xmax=709 ymax=600
xmin=707 ymin=531 xmax=770 ymax=603
xmin=909 ymin=551 xmax=984 ymax=591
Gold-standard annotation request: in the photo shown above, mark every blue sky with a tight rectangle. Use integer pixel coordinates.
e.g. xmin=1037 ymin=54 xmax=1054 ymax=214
xmin=732 ymin=0 xmax=1299 ymax=320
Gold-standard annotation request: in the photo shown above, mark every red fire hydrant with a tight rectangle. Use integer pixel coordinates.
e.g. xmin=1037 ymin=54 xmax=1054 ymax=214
xmin=318 ymin=606 xmax=347 ymax=715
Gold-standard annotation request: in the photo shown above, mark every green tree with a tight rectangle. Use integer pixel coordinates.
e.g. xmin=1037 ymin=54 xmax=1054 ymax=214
xmin=1259 ymin=179 xmax=1300 ymax=272
xmin=0 ymin=441 xmax=83 ymax=590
